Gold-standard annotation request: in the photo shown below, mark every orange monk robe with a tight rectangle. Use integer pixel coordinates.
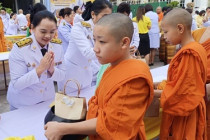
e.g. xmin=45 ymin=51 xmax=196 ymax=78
xmin=192 ymin=28 xmax=210 ymax=140
xmin=87 ymin=59 xmax=154 ymax=140
xmin=158 ymin=12 xmax=164 ymax=22
xmin=192 ymin=28 xmax=210 ymax=83
xmin=160 ymin=42 xmax=207 ymax=140
xmin=0 ymin=17 xmax=6 ymax=52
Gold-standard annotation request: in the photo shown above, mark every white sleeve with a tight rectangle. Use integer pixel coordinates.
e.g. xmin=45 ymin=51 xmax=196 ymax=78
xmin=58 ymin=25 xmax=71 ymax=43
xmin=9 ymin=45 xmax=40 ymax=90
xmin=50 ymin=46 xmax=66 ymax=81
xmin=131 ymin=22 xmax=140 ymax=48
xmin=70 ymin=23 xmax=96 ymax=60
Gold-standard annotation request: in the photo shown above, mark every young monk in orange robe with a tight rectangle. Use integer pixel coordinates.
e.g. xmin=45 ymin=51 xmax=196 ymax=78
xmin=0 ymin=17 xmax=6 ymax=52
xmin=44 ymin=13 xmax=154 ymax=140
xmin=160 ymin=8 xmax=207 ymax=140
xmin=192 ymin=27 xmax=210 ymax=140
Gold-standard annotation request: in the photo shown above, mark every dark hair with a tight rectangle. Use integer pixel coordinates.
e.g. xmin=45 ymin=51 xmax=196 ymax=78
xmin=30 ymin=3 xmax=46 ymax=24
xmin=10 ymin=13 xmax=16 ymax=18
xmin=136 ymin=6 xmax=145 ymax=21
xmin=195 ymin=10 xmax=199 ymax=15
xmin=199 ymin=10 xmax=205 ymax=16
xmin=186 ymin=8 xmax=192 ymax=14
xmin=64 ymin=7 xmax=73 ymax=17
xmin=117 ymin=2 xmax=130 ymax=15
xmin=1 ymin=8 xmax=6 ymax=11
xmin=164 ymin=7 xmax=173 ymax=16
xmin=32 ymin=10 xmax=57 ymax=28
xmin=145 ymin=4 xmax=153 ymax=13
xmin=206 ymin=7 xmax=210 ymax=11
xmin=162 ymin=6 xmax=169 ymax=13
xmin=73 ymin=6 xmax=79 ymax=13
xmin=59 ymin=8 xmax=65 ymax=18
xmin=82 ymin=0 xmax=112 ymax=21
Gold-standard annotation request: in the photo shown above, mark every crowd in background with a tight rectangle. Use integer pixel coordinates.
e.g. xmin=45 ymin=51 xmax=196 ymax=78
xmin=0 ymin=3 xmax=209 ymax=67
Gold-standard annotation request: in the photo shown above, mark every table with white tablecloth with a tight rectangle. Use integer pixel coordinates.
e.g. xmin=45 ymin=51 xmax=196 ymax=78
xmin=0 ymin=86 xmax=96 ymax=140
xmin=0 ymin=65 xmax=169 ymax=140
xmin=0 ymin=52 xmax=10 ymax=89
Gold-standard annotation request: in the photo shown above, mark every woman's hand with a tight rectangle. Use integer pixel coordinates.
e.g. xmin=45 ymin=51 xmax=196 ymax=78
xmin=48 ymin=51 xmax=55 ymax=75
xmin=129 ymin=46 xmax=137 ymax=56
xmin=36 ymin=52 xmax=53 ymax=77
xmin=44 ymin=122 xmax=63 ymax=140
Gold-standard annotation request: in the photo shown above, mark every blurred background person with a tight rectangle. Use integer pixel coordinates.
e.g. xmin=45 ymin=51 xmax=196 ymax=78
xmin=0 ymin=16 xmax=6 ymax=52
xmin=196 ymin=10 xmax=205 ymax=28
xmin=117 ymin=2 xmax=139 ymax=56
xmin=27 ymin=3 xmax=47 ymax=37
xmin=58 ymin=7 xmax=75 ymax=53
xmin=55 ymin=9 xmax=60 ymax=26
xmin=58 ymin=8 xmax=64 ymax=26
xmin=186 ymin=8 xmax=197 ymax=31
xmin=26 ymin=13 xmax=30 ymax=27
xmin=133 ymin=6 xmax=151 ymax=64
xmin=73 ymin=6 xmax=83 ymax=24
xmin=6 ymin=13 xmax=18 ymax=35
xmin=156 ymin=6 xmax=163 ymax=22
xmin=17 ymin=9 xmax=28 ymax=34
xmin=59 ymin=0 xmax=112 ymax=93
xmin=0 ymin=8 xmax=10 ymax=33
xmin=145 ymin=4 xmax=160 ymax=66
xmin=203 ymin=7 xmax=210 ymax=27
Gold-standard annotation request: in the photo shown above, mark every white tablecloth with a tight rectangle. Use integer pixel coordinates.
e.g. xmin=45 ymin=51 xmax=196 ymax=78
xmin=150 ymin=65 xmax=169 ymax=82
xmin=0 ymin=65 xmax=169 ymax=140
xmin=0 ymin=52 xmax=9 ymax=61
xmin=0 ymin=86 xmax=96 ymax=140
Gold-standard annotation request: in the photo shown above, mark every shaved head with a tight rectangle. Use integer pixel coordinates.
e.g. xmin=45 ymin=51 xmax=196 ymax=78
xmin=163 ymin=8 xmax=192 ymax=30
xmin=96 ymin=13 xmax=134 ymax=42
xmin=156 ymin=6 xmax=162 ymax=14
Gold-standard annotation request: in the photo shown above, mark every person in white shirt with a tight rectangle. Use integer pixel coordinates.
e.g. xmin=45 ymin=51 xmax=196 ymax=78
xmin=17 ymin=9 xmax=28 ymax=34
xmin=145 ymin=4 xmax=160 ymax=66
xmin=6 ymin=13 xmax=18 ymax=35
xmin=117 ymin=2 xmax=139 ymax=55
xmin=186 ymin=8 xmax=198 ymax=31
xmin=73 ymin=6 xmax=83 ymax=24
xmin=7 ymin=10 xmax=65 ymax=110
xmin=0 ymin=8 xmax=10 ymax=33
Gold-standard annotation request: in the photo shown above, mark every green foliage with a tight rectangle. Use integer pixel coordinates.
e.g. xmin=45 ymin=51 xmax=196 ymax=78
xmin=167 ymin=1 xmax=179 ymax=8
xmin=0 ymin=2 xmax=13 ymax=14
xmin=5 ymin=8 xmax=12 ymax=14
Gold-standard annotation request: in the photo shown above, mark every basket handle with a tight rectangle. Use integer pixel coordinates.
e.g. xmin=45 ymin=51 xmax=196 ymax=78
xmin=63 ymin=79 xmax=81 ymax=98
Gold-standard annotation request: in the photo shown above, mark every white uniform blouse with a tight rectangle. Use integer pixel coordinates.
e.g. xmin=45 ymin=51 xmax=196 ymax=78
xmin=7 ymin=34 xmax=65 ymax=108
xmin=59 ymin=19 xmax=100 ymax=93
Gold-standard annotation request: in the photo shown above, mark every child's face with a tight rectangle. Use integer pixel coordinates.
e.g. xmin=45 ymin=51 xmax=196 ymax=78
xmin=32 ymin=18 xmax=57 ymax=47
xmin=161 ymin=21 xmax=181 ymax=45
xmin=93 ymin=25 xmax=124 ymax=65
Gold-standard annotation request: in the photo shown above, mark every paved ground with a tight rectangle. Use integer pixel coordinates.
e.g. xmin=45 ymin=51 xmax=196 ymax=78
xmin=0 ymin=54 xmax=165 ymax=114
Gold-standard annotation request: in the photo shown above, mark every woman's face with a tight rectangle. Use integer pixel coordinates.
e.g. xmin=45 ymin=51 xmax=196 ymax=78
xmin=12 ymin=14 xmax=16 ymax=20
xmin=91 ymin=7 xmax=112 ymax=24
xmin=32 ymin=18 xmax=57 ymax=47
xmin=65 ymin=11 xmax=75 ymax=24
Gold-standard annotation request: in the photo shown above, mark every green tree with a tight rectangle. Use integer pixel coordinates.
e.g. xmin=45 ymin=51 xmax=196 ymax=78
xmin=167 ymin=1 xmax=179 ymax=8
xmin=0 ymin=2 xmax=13 ymax=14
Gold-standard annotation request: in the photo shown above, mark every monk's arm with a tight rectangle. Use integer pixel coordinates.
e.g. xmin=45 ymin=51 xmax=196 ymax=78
xmin=162 ymin=53 xmax=205 ymax=116
xmin=44 ymin=118 xmax=97 ymax=138
xmin=95 ymin=78 xmax=151 ymax=139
